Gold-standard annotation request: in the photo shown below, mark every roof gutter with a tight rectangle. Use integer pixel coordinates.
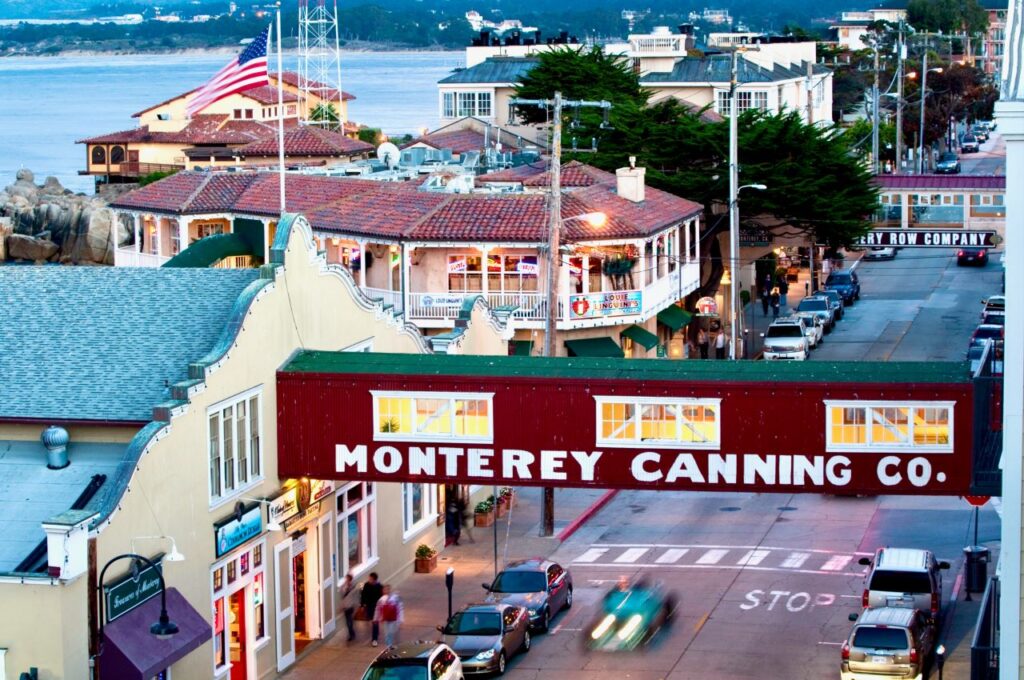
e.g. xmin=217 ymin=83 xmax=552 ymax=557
xmin=0 ymin=416 xmax=149 ymax=427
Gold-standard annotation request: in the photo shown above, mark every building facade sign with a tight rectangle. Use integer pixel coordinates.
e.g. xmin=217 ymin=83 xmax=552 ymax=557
xmin=104 ymin=555 xmax=163 ymax=622
xmin=739 ymin=227 xmax=775 ymax=246
xmin=214 ymin=503 xmax=263 ymax=558
xmin=568 ymin=291 xmax=642 ymax=319
xmin=419 ymin=294 xmax=465 ymax=308
xmin=268 ymin=479 xmax=335 ymax=527
xmin=857 ymin=229 xmax=997 ymax=248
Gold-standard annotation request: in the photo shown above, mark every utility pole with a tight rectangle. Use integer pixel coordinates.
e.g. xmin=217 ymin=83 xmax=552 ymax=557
xmin=895 ymin=19 xmax=905 ymax=175
xmin=872 ymin=43 xmax=881 ymax=174
xmin=729 ymin=48 xmax=741 ymax=360
xmin=919 ymin=47 xmax=929 ymax=174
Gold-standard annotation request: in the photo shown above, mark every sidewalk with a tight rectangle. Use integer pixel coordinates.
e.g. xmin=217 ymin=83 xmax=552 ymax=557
xmin=741 ymin=267 xmax=815 ymax=359
xmin=942 ymin=539 xmax=1001 ymax=679
xmin=278 ymin=485 xmax=610 ymax=679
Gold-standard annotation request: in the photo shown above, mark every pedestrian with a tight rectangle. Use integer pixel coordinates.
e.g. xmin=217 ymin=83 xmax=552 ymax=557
xmin=361 ymin=572 xmax=384 ymax=646
xmin=374 ymin=585 xmax=404 ymax=647
xmin=715 ymin=329 xmax=727 ymax=359
xmin=778 ymin=278 xmax=789 ymax=307
xmin=455 ymin=495 xmax=475 ymax=543
xmin=445 ymin=500 xmax=462 ymax=545
xmin=697 ymin=328 xmax=709 ymax=359
xmin=771 ymin=288 xmax=781 ymax=318
xmin=339 ymin=572 xmax=358 ymax=641
xmin=760 ymin=285 xmax=770 ymax=316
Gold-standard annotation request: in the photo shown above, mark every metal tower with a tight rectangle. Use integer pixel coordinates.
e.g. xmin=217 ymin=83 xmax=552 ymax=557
xmin=297 ymin=0 xmax=346 ymax=129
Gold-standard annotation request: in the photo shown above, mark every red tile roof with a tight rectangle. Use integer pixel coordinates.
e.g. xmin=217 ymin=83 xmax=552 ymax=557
xmin=408 ymin=194 xmax=550 ymax=241
xmin=240 ymin=126 xmax=375 ymax=157
xmin=273 ymin=71 xmax=355 ymax=102
xmin=242 ymin=85 xmax=299 ymax=105
xmin=475 ymin=163 xmax=548 ymax=183
xmin=566 ymin=182 xmax=703 ymax=238
xmin=110 ymin=172 xmax=208 ymax=213
xmin=873 ymin=174 xmax=1006 ymax=190
xmin=402 ymin=129 xmax=518 ymax=154
xmin=522 ymin=160 xmax=616 ymax=188
xmin=78 ymin=115 xmax=277 ymax=146
xmin=231 ymin=174 xmax=382 ymax=216
xmin=307 ymin=186 xmax=451 ymax=239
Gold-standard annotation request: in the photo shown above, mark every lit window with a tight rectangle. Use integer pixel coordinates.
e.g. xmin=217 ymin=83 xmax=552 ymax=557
xmin=825 ymin=401 xmax=954 ymax=452
xmin=402 ymin=482 xmax=438 ymax=539
xmin=595 ymin=397 xmax=721 ymax=449
xmin=337 ymin=482 xmax=378 ymax=576
xmin=208 ymin=387 xmax=264 ymax=504
xmin=372 ymin=391 xmax=493 ymax=443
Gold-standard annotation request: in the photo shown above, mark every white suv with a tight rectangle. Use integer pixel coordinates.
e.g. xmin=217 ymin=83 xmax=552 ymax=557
xmin=858 ymin=548 xmax=950 ymax=625
xmin=761 ymin=318 xmax=810 ymax=360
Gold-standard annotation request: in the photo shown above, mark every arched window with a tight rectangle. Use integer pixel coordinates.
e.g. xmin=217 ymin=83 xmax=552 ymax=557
xmin=91 ymin=146 xmax=106 ymax=165
xmin=110 ymin=146 xmax=125 ymax=164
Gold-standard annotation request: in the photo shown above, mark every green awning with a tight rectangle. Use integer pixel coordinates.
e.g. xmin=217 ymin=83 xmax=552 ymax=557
xmin=620 ymin=325 xmax=659 ymax=351
xmin=565 ymin=337 xmax=625 ymax=358
xmin=657 ymin=305 xmax=692 ymax=331
xmin=511 ymin=340 xmax=533 ymax=356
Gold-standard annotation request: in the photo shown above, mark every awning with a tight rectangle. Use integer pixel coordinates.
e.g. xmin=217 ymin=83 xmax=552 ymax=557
xmin=511 ymin=340 xmax=533 ymax=356
xmin=565 ymin=337 xmax=625 ymax=358
xmin=657 ymin=305 xmax=692 ymax=331
xmin=619 ymin=325 xmax=659 ymax=350
xmin=100 ymin=587 xmax=212 ymax=680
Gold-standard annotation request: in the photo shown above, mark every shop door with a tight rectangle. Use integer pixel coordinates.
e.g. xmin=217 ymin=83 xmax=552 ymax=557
xmin=274 ymin=539 xmax=295 ymax=671
xmin=229 ymin=590 xmax=247 ymax=680
xmin=318 ymin=513 xmax=337 ymax=637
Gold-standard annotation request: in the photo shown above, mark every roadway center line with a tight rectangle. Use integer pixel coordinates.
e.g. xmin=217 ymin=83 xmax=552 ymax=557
xmin=694 ymin=612 xmax=710 ymax=635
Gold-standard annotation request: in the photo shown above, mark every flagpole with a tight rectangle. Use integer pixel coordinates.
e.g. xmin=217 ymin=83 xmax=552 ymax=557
xmin=275 ymin=13 xmax=286 ymax=216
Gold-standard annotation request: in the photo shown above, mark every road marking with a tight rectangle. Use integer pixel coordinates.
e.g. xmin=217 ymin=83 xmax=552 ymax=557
xmin=818 ymin=641 xmax=844 ymax=646
xmin=736 ymin=549 xmax=770 ymax=566
xmin=696 ymin=549 xmax=729 ymax=565
xmin=569 ymin=563 xmax=862 ymax=577
xmin=821 ymin=555 xmax=853 ymax=571
xmin=614 ymin=548 xmax=648 ymax=563
xmin=589 ymin=543 xmax=873 ymax=556
xmin=781 ymin=552 xmax=811 ymax=569
xmin=656 ymin=548 xmax=689 ymax=563
xmin=574 ymin=548 xmax=608 ymax=563
xmin=694 ymin=612 xmax=710 ymax=634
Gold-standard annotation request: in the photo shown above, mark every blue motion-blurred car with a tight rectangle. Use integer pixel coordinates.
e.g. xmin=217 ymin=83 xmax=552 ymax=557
xmin=585 ymin=580 xmax=677 ymax=651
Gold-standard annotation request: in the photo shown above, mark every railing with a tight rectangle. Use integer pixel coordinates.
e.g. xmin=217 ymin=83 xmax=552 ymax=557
xmin=970 ymin=576 xmax=999 ymax=680
xmin=116 ymin=162 xmax=184 ymax=177
xmin=360 ymin=286 xmax=404 ymax=313
xmin=114 ymin=247 xmax=171 ymax=268
xmin=213 ymin=255 xmax=256 ymax=269
xmin=408 ymin=292 xmax=544 ymax=320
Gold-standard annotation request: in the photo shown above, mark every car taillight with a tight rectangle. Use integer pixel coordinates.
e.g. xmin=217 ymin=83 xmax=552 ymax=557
xmin=842 ymin=642 xmax=850 ymax=660
xmin=958 ymin=250 xmax=965 ymax=256
xmin=909 ymin=647 xmax=919 ymax=663
xmin=931 ymin=592 xmax=939 ymax=617
xmin=862 ymin=589 xmax=869 ymax=607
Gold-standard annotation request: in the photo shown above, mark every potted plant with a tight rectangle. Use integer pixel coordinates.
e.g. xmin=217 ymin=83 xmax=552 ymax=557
xmin=498 ymin=486 xmax=517 ymax=509
xmin=474 ymin=498 xmax=495 ymax=527
xmin=414 ymin=544 xmax=437 ymax=573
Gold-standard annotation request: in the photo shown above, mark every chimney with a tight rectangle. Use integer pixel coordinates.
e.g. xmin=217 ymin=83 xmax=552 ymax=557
xmin=42 ymin=425 xmax=70 ymax=469
xmin=41 ymin=510 xmax=96 ymax=581
xmin=616 ymin=157 xmax=645 ymax=203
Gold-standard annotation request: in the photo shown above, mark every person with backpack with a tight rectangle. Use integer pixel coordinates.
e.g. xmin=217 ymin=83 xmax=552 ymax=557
xmin=374 ymin=585 xmax=404 ymax=646
xmin=361 ymin=572 xmax=384 ymax=646
xmin=339 ymin=572 xmax=358 ymax=641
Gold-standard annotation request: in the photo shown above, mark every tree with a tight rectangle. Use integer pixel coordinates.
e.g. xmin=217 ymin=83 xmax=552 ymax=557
xmin=310 ymin=103 xmax=340 ymax=129
xmin=907 ymin=0 xmax=989 ymax=35
xmin=903 ymin=60 xmax=998 ymax=150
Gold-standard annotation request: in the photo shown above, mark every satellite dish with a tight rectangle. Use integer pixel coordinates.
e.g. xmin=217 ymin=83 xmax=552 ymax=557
xmin=377 ymin=142 xmax=401 ymax=169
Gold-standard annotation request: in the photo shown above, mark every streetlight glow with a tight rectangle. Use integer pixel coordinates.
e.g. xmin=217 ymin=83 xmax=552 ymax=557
xmin=565 ymin=211 xmax=607 ymax=228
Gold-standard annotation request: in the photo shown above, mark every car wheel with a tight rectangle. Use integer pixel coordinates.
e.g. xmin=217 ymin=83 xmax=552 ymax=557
xmin=539 ymin=607 xmax=550 ymax=633
xmin=496 ymin=651 xmax=507 ymax=675
xmin=521 ymin=630 xmax=531 ymax=653
xmin=565 ymin=587 xmax=573 ymax=610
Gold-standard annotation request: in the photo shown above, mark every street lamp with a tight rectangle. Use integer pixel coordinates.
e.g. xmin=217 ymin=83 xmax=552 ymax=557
xmin=728 ymin=183 xmax=767 ymax=360
xmin=908 ymin=61 xmax=943 ymax=173
xmin=131 ymin=535 xmax=186 ymax=562
xmin=97 ymin=553 xmax=180 ymax=641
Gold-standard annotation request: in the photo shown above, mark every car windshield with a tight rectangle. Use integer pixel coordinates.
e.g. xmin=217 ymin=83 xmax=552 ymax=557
xmin=869 ymin=569 xmax=931 ymax=594
xmin=766 ymin=325 xmax=803 ymax=338
xmin=826 ymin=274 xmax=851 ymax=286
xmin=974 ymin=327 xmax=1002 ymax=340
xmin=491 ymin=570 xmax=546 ymax=593
xmin=798 ymin=299 xmax=828 ymax=312
xmin=939 ymin=153 xmax=957 ymax=161
xmin=362 ymin=666 xmax=428 ymax=680
xmin=445 ymin=612 xmax=502 ymax=636
xmin=853 ymin=627 xmax=910 ymax=651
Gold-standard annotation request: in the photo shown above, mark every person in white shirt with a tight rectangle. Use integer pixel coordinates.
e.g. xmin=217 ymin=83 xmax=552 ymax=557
xmin=715 ymin=329 xmax=727 ymax=359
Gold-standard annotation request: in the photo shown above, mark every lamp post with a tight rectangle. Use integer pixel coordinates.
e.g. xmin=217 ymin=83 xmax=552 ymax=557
xmin=97 ymin=553 xmax=179 ymax=646
xmin=728 ymin=183 xmax=767 ymax=360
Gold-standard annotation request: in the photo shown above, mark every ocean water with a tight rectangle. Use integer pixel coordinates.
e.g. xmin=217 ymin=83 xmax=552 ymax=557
xmin=0 ymin=50 xmax=463 ymax=194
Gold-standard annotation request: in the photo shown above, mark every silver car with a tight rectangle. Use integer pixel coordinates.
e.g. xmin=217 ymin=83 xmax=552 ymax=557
xmin=841 ymin=607 xmax=936 ymax=680
xmin=762 ymin=318 xmax=810 ymax=360
xmin=439 ymin=603 xmax=530 ymax=676
xmin=816 ymin=289 xmax=844 ymax=321
xmin=857 ymin=548 xmax=949 ymax=624
xmin=795 ymin=295 xmax=835 ymax=332
xmin=483 ymin=559 xmax=573 ymax=632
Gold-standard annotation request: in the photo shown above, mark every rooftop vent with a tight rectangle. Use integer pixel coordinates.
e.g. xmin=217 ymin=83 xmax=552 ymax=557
xmin=42 ymin=425 xmax=70 ymax=470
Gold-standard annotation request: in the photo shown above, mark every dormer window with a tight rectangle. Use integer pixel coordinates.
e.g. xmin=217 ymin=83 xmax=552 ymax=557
xmin=157 ymin=113 xmax=171 ymax=121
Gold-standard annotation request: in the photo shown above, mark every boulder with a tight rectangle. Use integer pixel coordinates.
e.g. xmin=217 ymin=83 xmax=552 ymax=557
xmin=15 ymin=168 xmax=34 ymax=184
xmin=39 ymin=176 xmax=65 ymax=195
xmin=73 ymin=208 xmax=115 ymax=264
xmin=0 ymin=219 xmax=10 ymax=260
xmin=6 ymin=233 xmax=58 ymax=261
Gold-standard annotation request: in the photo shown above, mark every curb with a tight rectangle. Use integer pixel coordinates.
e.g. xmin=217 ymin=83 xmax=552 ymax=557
xmin=556 ymin=489 xmax=618 ymax=542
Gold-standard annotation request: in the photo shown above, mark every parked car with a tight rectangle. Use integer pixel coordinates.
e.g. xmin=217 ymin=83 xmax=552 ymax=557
xmin=795 ymin=295 xmax=835 ymax=331
xmin=967 ymin=342 xmax=988 ymax=373
xmin=934 ymin=151 xmax=961 ymax=174
xmin=841 ymin=607 xmax=937 ymax=680
xmin=483 ymin=559 xmax=572 ymax=632
xmin=982 ymin=294 xmax=1006 ymax=315
xmin=970 ymin=324 xmax=1004 ymax=350
xmin=976 ymin=119 xmax=995 ymax=132
xmin=981 ymin=310 xmax=1005 ymax=326
xmin=816 ymin=289 xmax=845 ymax=321
xmin=957 ymin=247 xmax=989 ymax=266
xmin=438 ymin=603 xmax=530 ymax=676
xmin=972 ymin=125 xmax=990 ymax=142
xmin=960 ymin=133 xmax=980 ymax=152
xmin=863 ymin=246 xmax=898 ymax=260
xmin=857 ymin=547 xmax=950 ymax=624
xmin=585 ymin=579 xmax=677 ymax=652
xmin=825 ymin=270 xmax=861 ymax=305
xmin=762 ymin=318 xmax=811 ymax=360
xmin=362 ymin=642 xmax=463 ymax=680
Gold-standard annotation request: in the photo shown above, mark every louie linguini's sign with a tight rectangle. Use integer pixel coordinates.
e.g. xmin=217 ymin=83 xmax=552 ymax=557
xmin=105 ymin=555 xmax=163 ymax=622
xmin=568 ymin=291 xmax=642 ymax=319
xmin=857 ymin=229 xmax=997 ymax=248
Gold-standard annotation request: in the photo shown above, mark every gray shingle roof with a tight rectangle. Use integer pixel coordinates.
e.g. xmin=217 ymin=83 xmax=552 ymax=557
xmin=0 ymin=266 xmax=260 ymax=423
xmin=438 ymin=57 xmax=539 ymax=84
xmin=641 ymin=55 xmax=811 ymax=84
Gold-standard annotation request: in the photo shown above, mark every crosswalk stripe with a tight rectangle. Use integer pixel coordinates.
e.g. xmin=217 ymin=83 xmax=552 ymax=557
xmin=574 ymin=548 xmax=608 ymax=563
xmin=736 ymin=549 xmax=770 ymax=566
xmin=781 ymin=552 xmax=811 ymax=569
xmin=614 ymin=548 xmax=649 ymax=563
xmin=656 ymin=548 xmax=690 ymax=564
xmin=696 ymin=549 xmax=729 ymax=565
xmin=821 ymin=555 xmax=853 ymax=571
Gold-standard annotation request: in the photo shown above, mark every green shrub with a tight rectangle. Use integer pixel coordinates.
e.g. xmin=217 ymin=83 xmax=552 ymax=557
xmin=415 ymin=544 xmax=436 ymax=559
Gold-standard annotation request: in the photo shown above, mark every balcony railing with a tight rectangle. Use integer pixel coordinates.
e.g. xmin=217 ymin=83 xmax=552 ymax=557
xmin=114 ymin=247 xmax=171 ymax=268
xmin=360 ymin=286 xmax=404 ymax=313
xmin=213 ymin=255 xmax=256 ymax=269
xmin=116 ymin=162 xmax=185 ymax=178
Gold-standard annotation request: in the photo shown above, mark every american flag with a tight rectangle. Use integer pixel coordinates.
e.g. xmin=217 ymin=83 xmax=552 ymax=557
xmin=187 ymin=27 xmax=270 ymax=117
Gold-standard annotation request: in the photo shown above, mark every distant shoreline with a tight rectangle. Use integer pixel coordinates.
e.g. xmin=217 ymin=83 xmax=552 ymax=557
xmin=0 ymin=42 xmax=459 ymax=58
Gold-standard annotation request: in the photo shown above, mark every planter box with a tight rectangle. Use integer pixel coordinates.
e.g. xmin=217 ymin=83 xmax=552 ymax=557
xmin=414 ymin=554 xmax=437 ymax=573
xmin=495 ymin=501 xmax=508 ymax=518
xmin=500 ymin=492 xmax=517 ymax=509
xmin=474 ymin=511 xmax=494 ymax=527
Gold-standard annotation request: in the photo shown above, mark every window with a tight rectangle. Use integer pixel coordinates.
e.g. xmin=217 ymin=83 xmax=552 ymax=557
xmin=168 ymin=219 xmax=182 ymax=256
xmin=453 ymin=91 xmax=493 ymax=118
xmin=233 ymin=109 xmax=243 ymax=119
xmin=595 ymin=396 xmax=722 ymax=449
xmin=91 ymin=146 xmax=106 ymax=165
xmin=208 ymin=387 xmax=264 ymax=504
xmin=373 ymin=391 xmax=494 ymax=443
xmin=970 ymin=193 xmax=1005 ymax=217
xmin=442 ymin=91 xmax=456 ymax=118
xmin=716 ymin=90 xmax=767 ymax=115
xmin=110 ymin=146 xmax=125 ymax=164
xmin=825 ymin=401 xmax=954 ymax=452
xmin=487 ymin=254 xmax=539 ymax=293
xmin=403 ymin=482 xmax=438 ymax=539
xmin=244 ymin=109 xmax=254 ymax=119
xmin=716 ymin=91 xmax=730 ymax=116
xmin=448 ymin=255 xmax=483 ymax=291
xmin=337 ymin=481 xmax=378 ymax=577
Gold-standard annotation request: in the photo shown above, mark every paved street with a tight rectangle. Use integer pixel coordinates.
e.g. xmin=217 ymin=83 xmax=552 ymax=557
xmin=960 ymin=132 xmax=1005 ymax=175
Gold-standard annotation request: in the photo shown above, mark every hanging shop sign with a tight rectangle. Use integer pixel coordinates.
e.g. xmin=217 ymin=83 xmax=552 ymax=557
xmin=695 ymin=297 xmax=719 ymax=316
xmin=857 ymin=229 xmax=997 ymax=248
xmin=447 ymin=258 xmax=468 ymax=273
xmin=104 ymin=554 xmax=164 ymax=622
xmin=740 ymin=227 xmax=775 ymax=247
xmin=214 ymin=502 xmax=263 ymax=559
xmin=568 ymin=291 xmax=642 ymax=319
xmin=268 ymin=478 xmax=335 ymax=528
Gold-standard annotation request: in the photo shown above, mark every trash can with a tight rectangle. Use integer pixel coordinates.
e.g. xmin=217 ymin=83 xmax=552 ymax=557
xmin=964 ymin=545 xmax=990 ymax=593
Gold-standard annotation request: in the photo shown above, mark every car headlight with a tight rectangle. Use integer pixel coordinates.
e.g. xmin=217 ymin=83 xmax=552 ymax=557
xmin=527 ymin=608 xmax=537 ymax=616
xmin=591 ymin=614 xmax=616 ymax=639
xmin=474 ymin=649 xmax=496 ymax=661
xmin=617 ymin=614 xmax=644 ymax=640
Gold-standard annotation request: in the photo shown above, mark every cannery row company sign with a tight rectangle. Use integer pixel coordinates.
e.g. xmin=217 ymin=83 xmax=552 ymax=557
xmin=276 ymin=358 xmax=978 ymax=496
xmin=857 ymin=229 xmax=998 ymax=248
xmin=104 ymin=554 xmax=163 ymax=622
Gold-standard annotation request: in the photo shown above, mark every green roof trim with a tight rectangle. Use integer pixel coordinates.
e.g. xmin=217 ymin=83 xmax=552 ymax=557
xmin=565 ymin=337 xmax=626 ymax=358
xmin=620 ymin=325 xmax=658 ymax=350
xmin=512 ymin=340 xmax=534 ymax=356
xmin=162 ymin=232 xmax=257 ymax=268
xmin=282 ymin=351 xmax=971 ymax=385
xmin=657 ymin=305 xmax=692 ymax=331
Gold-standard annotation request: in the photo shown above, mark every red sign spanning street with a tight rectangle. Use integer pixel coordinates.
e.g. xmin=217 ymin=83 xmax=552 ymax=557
xmin=964 ymin=495 xmax=990 ymax=507
xmin=276 ymin=354 xmax=978 ymax=497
